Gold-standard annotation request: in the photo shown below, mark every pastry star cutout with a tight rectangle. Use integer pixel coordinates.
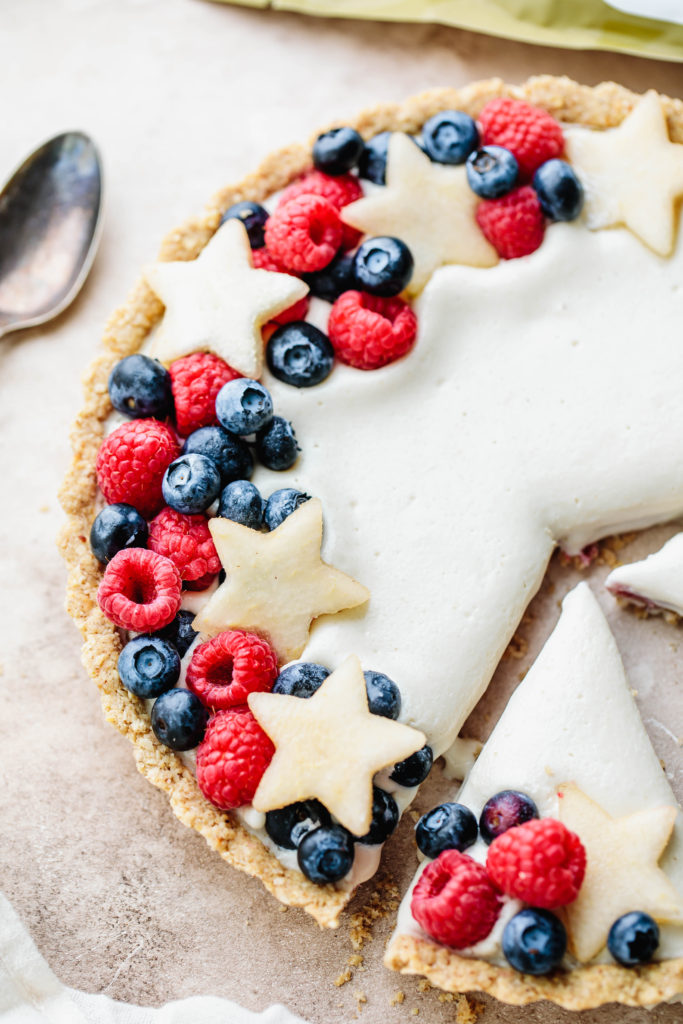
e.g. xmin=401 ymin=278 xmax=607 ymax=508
xmin=144 ymin=218 xmax=308 ymax=377
xmin=249 ymin=655 xmax=426 ymax=835
xmin=557 ymin=782 xmax=682 ymax=963
xmin=341 ymin=132 xmax=498 ymax=294
xmin=192 ymin=498 xmax=369 ymax=663
xmin=565 ymin=91 xmax=683 ymax=256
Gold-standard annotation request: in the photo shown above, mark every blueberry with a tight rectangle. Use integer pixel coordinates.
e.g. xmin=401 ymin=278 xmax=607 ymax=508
xmin=183 ymin=426 xmax=253 ymax=484
xmin=313 ymin=127 xmax=364 ymax=176
xmin=267 ymin=322 xmax=334 ymax=388
xmin=273 ymin=662 xmax=330 ymax=698
xmin=220 ymin=200 xmax=269 ymax=248
xmin=263 ymin=488 xmax=310 ymax=530
xmin=479 ymin=790 xmax=538 ymax=845
xmin=466 ymin=145 xmax=518 ymax=199
xmin=390 ymin=745 xmax=433 ymax=788
xmin=118 ymin=635 xmax=180 ymax=699
xmin=533 ymin=159 xmax=584 ymax=222
xmin=265 ymin=799 xmax=331 ymax=850
xmin=415 ymin=802 xmax=478 ymax=858
xmin=297 ymin=824 xmax=355 ymax=883
xmin=353 ymin=237 xmax=414 ymax=297
xmin=162 ymin=453 xmax=222 ymax=514
xmin=151 ymin=688 xmax=209 ymax=751
xmin=304 ymin=252 xmax=356 ymax=303
xmin=216 ymin=378 xmax=273 ymax=436
xmin=363 ymin=670 xmax=401 ymax=719
xmin=608 ymin=912 xmax=659 ymax=967
xmin=358 ymin=131 xmax=390 ymax=185
xmin=255 ymin=416 xmax=299 ymax=471
xmin=421 ymin=110 xmax=479 ymax=165
xmin=89 ymin=503 xmax=148 ymax=564
xmin=217 ymin=479 xmax=264 ymax=529
xmin=154 ymin=609 xmax=198 ymax=658
xmin=502 ymin=908 xmax=567 ymax=975
xmin=356 ymin=787 xmax=399 ymax=845
xmin=108 ymin=354 xmax=173 ymax=420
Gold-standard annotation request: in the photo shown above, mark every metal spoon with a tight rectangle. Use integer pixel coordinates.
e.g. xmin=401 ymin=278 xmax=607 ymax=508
xmin=0 ymin=131 xmax=103 ymax=338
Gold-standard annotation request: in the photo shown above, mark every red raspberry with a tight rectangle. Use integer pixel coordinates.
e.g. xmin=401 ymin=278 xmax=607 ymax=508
xmin=265 ymin=194 xmax=342 ymax=273
xmin=478 ymin=97 xmax=564 ymax=179
xmin=169 ymin=353 xmax=240 ymax=438
xmin=476 ymin=186 xmax=545 ymax=260
xmin=251 ymin=247 xmax=310 ymax=324
xmin=148 ymin=507 xmax=220 ymax=586
xmin=486 ymin=818 xmax=586 ymax=909
xmin=97 ymin=548 xmax=182 ymax=632
xmin=196 ymin=706 xmax=274 ymax=810
xmin=279 ymin=171 xmax=363 ymax=250
xmin=186 ymin=630 xmax=278 ymax=711
xmin=411 ymin=850 xmax=502 ymax=949
xmin=328 ymin=290 xmax=417 ymax=371
xmin=96 ymin=419 xmax=180 ymax=518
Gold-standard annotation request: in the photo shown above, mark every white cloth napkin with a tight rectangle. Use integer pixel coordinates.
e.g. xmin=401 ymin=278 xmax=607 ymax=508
xmin=0 ymin=894 xmax=308 ymax=1024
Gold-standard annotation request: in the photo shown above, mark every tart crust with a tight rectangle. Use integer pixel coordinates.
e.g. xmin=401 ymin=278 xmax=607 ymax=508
xmin=58 ymin=73 xmax=683 ymax=969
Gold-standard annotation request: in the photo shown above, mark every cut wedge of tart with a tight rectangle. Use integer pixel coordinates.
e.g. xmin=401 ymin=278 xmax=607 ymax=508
xmin=606 ymin=532 xmax=683 ymax=618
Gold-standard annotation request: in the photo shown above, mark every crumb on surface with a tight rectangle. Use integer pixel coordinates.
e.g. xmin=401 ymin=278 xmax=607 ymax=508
xmin=390 ymin=991 xmax=405 ymax=1006
xmin=349 ymin=870 xmax=399 ymax=951
xmin=348 ymin=954 xmax=364 ymax=967
xmin=335 ymin=969 xmax=352 ymax=987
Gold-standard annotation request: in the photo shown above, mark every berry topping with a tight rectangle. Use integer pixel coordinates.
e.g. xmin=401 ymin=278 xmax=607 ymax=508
xmin=303 ymin=251 xmax=355 ymax=303
xmin=265 ymin=799 xmax=331 ymax=850
xmin=415 ymin=802 xmax=478 ymax=858
xmin=297 ymin=824 xmax=355 ymax=884
xmin=411 ymin=850 xmax=502 ymax=949
xmin=89 ymin=503 xmax=148 ymax=565
xmin=218 ymin=479 xmax=265 ymax=529
xmin=608 ymin=911 xmax=660 ymax=967
xmin=97 ymin=548 xmax=182 ymax=632
xmin=151 ymin=688 xmax=209 ymax=751
xmin=154 ymin=609 xmax=198 ymax=658
xmin=182 ymin=425 xmax=253 ymax=484
xmin=162 ymin=453 xmax=222 ymax=515
xmin=118 ymin=635 xmax=180 ymax=699
xmin=265 ymin=195 xmax=342 ymax=273
xmin=479 ymin=789 xmax=539 ymax=844
xmin=279 ymin=169 xmax=363 ymax=213
xmin=108 ymin=354 xmax=173 ymax=420
xmin=487 ymin=817 xmax=586 ymax=909
xmin=215 ymin=378 xmax=273 ymax=436
xmin=196 ymin=706 xmax=275 ymax=810
xmin=186 ymin=630 xmax=278 ymax=711
xmin=263 ymin=487 xmax=310 ymax=531
xmin=363 ymin=670 xmax=401 ymax=719
xmin=96 ymin=419 xmax=180 ymax=519
xmin=533 ymin=158 xmax=584 ymax=222
xmin=478 ymin=97 xmax=564 ymax=180
xmin=421 ymin=110 xmax=479 ymax=165
xmin=466 ymin=145 xmax=518 ymax=199
xmin=255 ymin=416 xmax=299 ymax=471
xmin=502 ymin=908 xmax=567 ymax=975
xmin=358 ymin=131 xmax=390 ymax=184
xmin=220 ymin=200 xmax=269 ymax=249
xmin=272 ymin=661 xmax=330 ymax=698
xmin=476 ymin=185 xmax=545 ymax=260
xmin=313 ymin=127 xmax=364 ymax=176
xmin=169 ymin=353 xmax=241 ymax=438
xmin=390 ymin=744 xmax=433 ymax=788
xmin=355 ymin=786 xmax=399 ymax=845
xmin=250 ymin=246 xmax=311 ymax=325
xmin=266 ymin=322 xmax=334 ymax=388
xmin=353 ymin=236 xmax=414 ymax=297
xmin=328 ymin=290 xmax=417 ymax=371
xmin=148 ymin=506 xmax=220 ymax=585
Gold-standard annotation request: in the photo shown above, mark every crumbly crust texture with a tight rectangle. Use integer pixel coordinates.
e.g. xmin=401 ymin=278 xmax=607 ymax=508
xmin=58 ymin=75 xmax=683 ymax=993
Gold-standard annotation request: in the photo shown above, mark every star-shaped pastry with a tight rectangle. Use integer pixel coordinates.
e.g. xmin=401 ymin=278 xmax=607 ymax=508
xmin=144 ymin=218 xmax=308 ymax=377
xmin=341 ymin=133 xmax=498 ymax=294
xmin=192 ymin=498 xmax=369 ymax=663
xmin=249 ymin=655 xmax=426 ymax=835
xmin=565 ymin=91 xmax=683 ymax=256
xmin=557 ymin=782 xmax=682 ymax=962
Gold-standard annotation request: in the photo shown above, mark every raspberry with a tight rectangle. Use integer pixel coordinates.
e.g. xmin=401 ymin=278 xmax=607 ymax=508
xmin=478 ymin=97 xmax=564 ymax=179
xmin=476 ymin=186 xmax=545 ymax=260
xmin=97 ymin=548 xmax=182 ymax=632
xmin=251 ymin=247 xmax=310 ymax=324
xmin=196 ymin=706 xmax=274 ymax=810
xmin=169 ymin=353 xmax=240 ymax=438
xmin=411 ymin=850 xmax=502 ymax=949
xmin=279 ymin=171 xmax=363 ymax=250
xmin=328 ymin=291 xmax=417 ymax=370
xmin=96 ymin=419 xmax=180 ymax=518
xmin=186 ymin=630 xmax=278 ymax=710
xmin=148 ymin=507 xmax=220 ymax=585
xmin=265 ymin=194 xmax=342 ymax=273
xmin=486 ymin=818 xmax=586 ymax=909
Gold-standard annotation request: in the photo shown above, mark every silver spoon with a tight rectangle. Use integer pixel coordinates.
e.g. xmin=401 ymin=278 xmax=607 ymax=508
xmin=0 ymin=131 xmax=103 ymax=338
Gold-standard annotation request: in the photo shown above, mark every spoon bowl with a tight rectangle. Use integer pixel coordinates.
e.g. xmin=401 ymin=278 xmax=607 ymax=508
xmin=0 ymin=131 xmax=103 ymax=338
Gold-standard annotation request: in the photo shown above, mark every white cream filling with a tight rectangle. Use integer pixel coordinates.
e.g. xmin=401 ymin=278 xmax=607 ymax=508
xmin=606 ymin=532 xmax=683 ymax=616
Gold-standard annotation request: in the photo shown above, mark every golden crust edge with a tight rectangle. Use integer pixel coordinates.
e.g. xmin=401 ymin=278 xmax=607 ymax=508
xmin=58 ymin=76 xmax=683 ymax=943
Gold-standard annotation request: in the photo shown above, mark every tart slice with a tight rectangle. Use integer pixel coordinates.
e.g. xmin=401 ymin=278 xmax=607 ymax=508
xmin=606 ymin=532 xmax=683 ymax=618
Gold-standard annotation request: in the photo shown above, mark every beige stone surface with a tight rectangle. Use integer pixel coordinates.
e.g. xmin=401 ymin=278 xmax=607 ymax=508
xmin=2 ymin=0 xmax=683 ymax=1021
